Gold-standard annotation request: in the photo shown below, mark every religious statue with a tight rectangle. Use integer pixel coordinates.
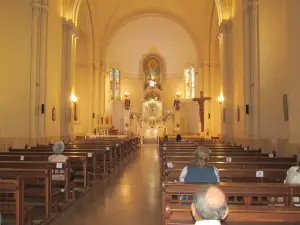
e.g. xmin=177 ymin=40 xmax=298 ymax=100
xmin=124 ymin=98 xmax=131 ymax=110
xmin=173 ymin=99 xmax=181 ymax=111
xmin=193 ymin=91 xmax=211 ymax=132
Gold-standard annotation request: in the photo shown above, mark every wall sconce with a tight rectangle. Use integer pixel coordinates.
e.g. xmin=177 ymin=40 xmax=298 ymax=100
xmin=70 ymin=93 xmax=78 ymax=103
xmin=218 ymin=93 xmax=224 ymax=104
xmin=124 ymin=90 xmax=130 ymax=99
xmin=176 ymin=91 xmax=181 ymax=98
xmin=70 ymin=93 xmax=78 ymax=121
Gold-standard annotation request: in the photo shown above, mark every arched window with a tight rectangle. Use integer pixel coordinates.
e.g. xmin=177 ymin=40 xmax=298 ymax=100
xmin=184 ymin=67 xmax=195 ymax=99
xmin=109 ymin=68 xmax=121 ymax=100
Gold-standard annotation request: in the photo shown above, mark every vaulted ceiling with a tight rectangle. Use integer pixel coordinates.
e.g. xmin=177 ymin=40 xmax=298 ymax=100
xmin=76 ymin=0 xmax=220 ymax=63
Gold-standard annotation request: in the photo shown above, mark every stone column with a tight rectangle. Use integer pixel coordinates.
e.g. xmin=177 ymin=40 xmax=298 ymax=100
xmin=61 ymin=19 xmax=77 ymax=141
xmin=29 ymin=0 xmax=42 ymax=145
xmin=93 ymin=61 xmax=101 ymax=133
xmin=219 ymin=20 xmax=234 ymax=141
xmin=243 ymin=0 xmax=260 ymax=140
xmin=99 ymin=66 xmax=106 ymax=115
xmin=37 ymin=0 xmax=49 ymax=144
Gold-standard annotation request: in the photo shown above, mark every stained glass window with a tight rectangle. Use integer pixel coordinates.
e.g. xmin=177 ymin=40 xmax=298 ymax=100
xmin=184 ymin=69 xmax=190 ymax=99
xmin=109 ymin=68 xmax=121 ymax=100
xmin=184 ymin=67 xmax=195 ymax=99
xmin=191 ymin=67 xmax=195 ymax=98
xmin=109 ymin=68 xmax=114 ymax=100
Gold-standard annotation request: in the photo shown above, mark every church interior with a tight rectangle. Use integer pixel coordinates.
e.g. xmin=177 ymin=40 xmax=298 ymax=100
xmin=1 ymin=0 xmax=300 ymax=224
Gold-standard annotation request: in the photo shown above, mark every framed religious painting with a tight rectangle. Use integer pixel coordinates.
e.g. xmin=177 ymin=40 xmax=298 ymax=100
xmin=143 ymin=55 xmax=162 ymax=89
xmin=236 ymin=105 xmax=240 ymax=122
xmin=52 ymin=106 xmax=56 ymax=122
xmin=282 ymin=94 xmax=289 ymax=121
xmin=223 ymin=108 xmax=226 ymax=124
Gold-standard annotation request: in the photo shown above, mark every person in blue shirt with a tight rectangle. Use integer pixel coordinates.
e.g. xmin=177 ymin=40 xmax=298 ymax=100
xmin=179 ymin=146 xmax=220 ymax=183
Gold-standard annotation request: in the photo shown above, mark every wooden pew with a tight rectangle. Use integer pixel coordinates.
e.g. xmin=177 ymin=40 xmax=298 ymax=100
xmin=0 ymin=178 xmax=33 ymax=225
xmin=9 ymin=148 xmax=106 ymax=179
xmin=162 ymin=182 xmax=300 ymax=225
xmin=0 ymin=168 xmax=53 ymax=220
xmin=0 ymin=154 xmax=89 ymax=190
xmin=164 ymin=168 xmax=287 ymax=183
xmin=0 ymin=161 xmax=74 ymax=202
xmin=163 ymin=155 xmax=295 ymax=163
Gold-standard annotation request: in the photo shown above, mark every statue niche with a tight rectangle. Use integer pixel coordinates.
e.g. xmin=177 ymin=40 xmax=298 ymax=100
xmin=142 ymin=86 xmax=163 ymax=127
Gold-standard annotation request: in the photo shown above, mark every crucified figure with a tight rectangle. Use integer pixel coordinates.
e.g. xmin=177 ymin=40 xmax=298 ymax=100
xmin=193 ymin=91 xmax=211 ymax=132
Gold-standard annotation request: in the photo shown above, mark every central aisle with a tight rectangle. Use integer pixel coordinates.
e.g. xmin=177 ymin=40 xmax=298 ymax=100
xmin=50 ymin=146 xmax=162 ymax=225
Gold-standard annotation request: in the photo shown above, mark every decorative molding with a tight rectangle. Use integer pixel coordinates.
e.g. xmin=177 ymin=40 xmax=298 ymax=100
xmin=200 ymin=61 xmax=220 ymax=68
xmin=31 ymin=0 xmax=48 ymax=11
xmin=218 ymin=19 xmax=233 ymax=36
xmin=244 ymin=0 xmax=259 ymax=12
xmin=121 ymin=73 xmax=184 ymax=80
xmin=62 ymin=18 xmax=77 ymax=35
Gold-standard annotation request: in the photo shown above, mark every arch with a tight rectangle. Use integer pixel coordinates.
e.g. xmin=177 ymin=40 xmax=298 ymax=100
xmin=101 ymin=12 xmax=199 ymax=63
xmin=71 ymin=0 xmax=100 ymax=62
xmin=215 ymin=0 xmax=233 ymax=23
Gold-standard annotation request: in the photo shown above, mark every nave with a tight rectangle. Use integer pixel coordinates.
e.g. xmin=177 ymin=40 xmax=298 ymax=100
xmin=50 ymin=146 xmax=161 ymax=225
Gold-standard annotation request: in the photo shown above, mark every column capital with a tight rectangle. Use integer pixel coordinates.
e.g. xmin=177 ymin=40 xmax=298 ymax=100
xmin=31 ymin=0 xmax=48 ymax=11
xmin=218 ymin=19 xmax=232 ymax=37
xmin=94 ymin=61 xmax=102 ymax=70
xmin=244 ymin=0 xmax=259 ymax=12
xmin=62 ymin=18 xmax=77 ymax=36
xmin=200 ymin=60 xmax=220 ymax=68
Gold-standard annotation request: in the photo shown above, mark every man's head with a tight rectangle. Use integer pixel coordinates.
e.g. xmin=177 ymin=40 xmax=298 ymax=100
xmin=191 ymin=184 xmax=229 ymax=221
xmin=53 ymin=141 xmax=65 ymax=154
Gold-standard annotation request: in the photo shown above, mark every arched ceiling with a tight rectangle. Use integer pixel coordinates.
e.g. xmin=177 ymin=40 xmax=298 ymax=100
xmin=74 ymin=0 xmax=221 ymax=63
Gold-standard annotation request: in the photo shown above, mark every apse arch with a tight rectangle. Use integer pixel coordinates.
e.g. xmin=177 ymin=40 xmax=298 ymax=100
xmin=105 ymin=15 xmax=198 ymax=77
xmin=102 ymin=12 xmax=198 ymax=63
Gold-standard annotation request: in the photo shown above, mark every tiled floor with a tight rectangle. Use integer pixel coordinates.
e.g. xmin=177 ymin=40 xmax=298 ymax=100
xmin=50 ymin=146 xmax=162 ymax=225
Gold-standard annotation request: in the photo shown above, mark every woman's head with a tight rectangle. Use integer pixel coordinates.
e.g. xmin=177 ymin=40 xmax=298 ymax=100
xmin=53 ymin=141 xmax=65 ymax=154
xmin=194 ymin=146 xmax=210 ymax=167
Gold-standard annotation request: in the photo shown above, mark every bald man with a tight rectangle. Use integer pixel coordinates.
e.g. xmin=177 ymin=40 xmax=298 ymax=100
xmin=191 ymin=184 xmax=229 ymax=225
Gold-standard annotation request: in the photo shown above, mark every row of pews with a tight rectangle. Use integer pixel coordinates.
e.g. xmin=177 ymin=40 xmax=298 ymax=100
xmin=0 ymin=136 xmax=140 ymax=225
xmin=160 ymin=138 xmax=300 ymax=225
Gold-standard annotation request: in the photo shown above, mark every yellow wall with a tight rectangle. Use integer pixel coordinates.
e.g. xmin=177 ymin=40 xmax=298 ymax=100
xmin=0 ymin=0 xmax=32 ymax=148
xmin=0 ymin=0 xmax=64 ymax=149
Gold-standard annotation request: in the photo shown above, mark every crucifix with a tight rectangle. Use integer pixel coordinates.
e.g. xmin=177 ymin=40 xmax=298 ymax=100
xmin=193 ymin=91 xmax=212 ymax=132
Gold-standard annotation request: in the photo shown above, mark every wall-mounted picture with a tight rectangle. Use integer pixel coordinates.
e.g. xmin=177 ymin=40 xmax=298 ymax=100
xmin=282 ymin=94 xmax=289 ymax=121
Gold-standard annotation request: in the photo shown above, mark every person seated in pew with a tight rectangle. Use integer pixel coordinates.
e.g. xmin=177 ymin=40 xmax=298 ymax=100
xmin=284 ymin=151 xmax=300 ymax=205
xmin=48 ymin=141 xmax=74 ymax=181
xmin=48 ymin=141 xmax=68 ymax=163
xmin=176 ymin=134 xmax=182 ymax=142
xmin=191 ymin=184 xmax=229 ymax=225
xmin=179 ymin=146 xmax=220 ymax=183
xmin=163 ymin=135 xmax=168 ymax=141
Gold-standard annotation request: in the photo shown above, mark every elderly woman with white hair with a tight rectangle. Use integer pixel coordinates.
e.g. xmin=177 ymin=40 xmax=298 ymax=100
xmin=48 ymin=141 xmax=68 ymax=162
xmin=48 ymin=141 xmax=74 ymax=181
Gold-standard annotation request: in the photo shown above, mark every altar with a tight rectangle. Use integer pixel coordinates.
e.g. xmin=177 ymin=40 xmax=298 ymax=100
xmin=140 ymin=127 xmax=165 ymax=138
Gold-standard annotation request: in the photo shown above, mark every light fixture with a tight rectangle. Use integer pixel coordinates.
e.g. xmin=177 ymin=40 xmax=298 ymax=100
xmin=124 ymin=90 xmax=130 ymax=98
xmin=218 ymin=93 xmax=224 ymax=104
xmin=176 ymin=91 xmax=181 ymax=98
xmin=70 ymin=93 xmax=78 ymax=103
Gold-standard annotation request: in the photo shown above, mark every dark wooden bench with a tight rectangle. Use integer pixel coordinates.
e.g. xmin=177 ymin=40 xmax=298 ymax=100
xmin=0 ymin=178 xmax=34 ymax=225
xmin=164 ymin=168 xmax=287 ymax=183
xmin=0 ymin=154 xmax=89 ymax=190
xmin=162 ymin=182 xmax=300 ymax=225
